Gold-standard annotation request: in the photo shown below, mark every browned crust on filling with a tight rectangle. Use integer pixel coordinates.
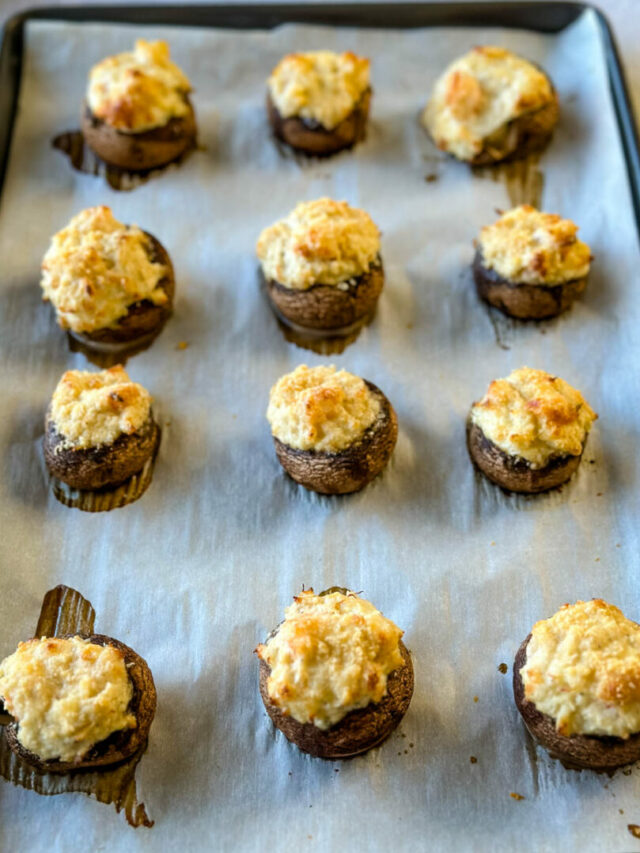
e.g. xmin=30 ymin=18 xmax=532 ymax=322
xmin=71 ymin=232 xmax=174 ymax=349
xmin=4 ymin=633 xmax=157 ymax=773
xmin=273 ymin=383 xmax=397 ymax=495
xmin=81 ymin=97 xmax=197 ymax=171
xmin=513 ymin=635 xmax=640 ymax=771
xmin=43 ymin=412 xmax=160 ymax=491
xmin=265 ymin=259 xmax=384 ymax=331
xmin=259 ymin=639 xmax=413 ymax=759
xmin=466 ymin=419 xmax=583 ymax=494
xmin=468 ymin=88 xmax=559 ymax=166
xmin=472 ymin=250 xmax=587 ymax=320
xmin=267 ymin=88 xmax=371 ymax=156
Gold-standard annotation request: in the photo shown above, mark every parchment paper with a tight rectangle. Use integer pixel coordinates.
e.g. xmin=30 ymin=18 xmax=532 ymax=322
xmin=1 ymin=11 xmax=639 ymax=852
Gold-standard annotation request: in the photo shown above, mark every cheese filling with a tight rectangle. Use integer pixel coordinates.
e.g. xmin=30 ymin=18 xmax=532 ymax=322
xmin=267 ymin=364 xmax=382 ymax=453
xmin=470 ymin=367 xmax=597 ymax=468
xmin=268 ymin=50 xmax=370 ymax=130
xmin=87 ymin=39 xmax=191 ymax=132
xmin=0 ymin=636 xmax=136 ymax=762
xmin=521 ymin=600 xmax=640 ymax=739
xmin=256 ymin=198 xmax=380 ymax=290
xmin=49 ymin=365 xmax=152 ymax=450
xmin=479 ymin=205 xmax=591 ymax=286
xmin=41 ymin=206 xmax=168 ymax=334
xmin=422 ymin=46 xmax=555 ymax=161
xmin=256 ymin=589 xmax=404 ymax=729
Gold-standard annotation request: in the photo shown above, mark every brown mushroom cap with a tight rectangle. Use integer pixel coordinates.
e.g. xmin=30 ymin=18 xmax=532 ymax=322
xmin=267 ymin=89 xmax=371 ymax=156
xmin=81 ymin=98 xmax=197 ymax=171
xmin=466 ymin=419 xmax=583 ymax=494
xmin=265 ymin=260 xmax=383 ymax=333
xmin=69 ymin=231 xmax=174 ymax=352
xmin=472 ymin=250 xmax=587 ymax=320
xmin=4 ymin=633 xmax=157 ymax=772
xmin=259 ymin=639 xmax=413 ymax=759
xmin=273 ymin=382 xmax=398 ymax=495
xmin=513 ymin=634 xmax=640 ymax=771
xmin=469 ymin=88 xmax=559 ymax=166
xmin=43 ymin=413 xmax=160 ymax=491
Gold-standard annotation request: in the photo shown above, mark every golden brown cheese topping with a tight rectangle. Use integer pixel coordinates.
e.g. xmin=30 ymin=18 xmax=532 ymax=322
xmin=422 ymin=46 xmax=555 ymax=161
xmin=268 ymin=50 xmax=370 ymax=130
xmin=478 ymin=205 xmax=592 ymax=286
xmin=0 ymin=636 xmax=136 ymax=762
xmin=256 ymin=198 xmax=380 ymax=290
xmin=49 ymin=366 xmax=152 ymax=450
xmin=41 ymin=206 xmax=168 ymax=334
xmin=266 ymin=364 xmax=381 ymax=453
xmin=87 ymin=39 xmax=191 ymax=132
xmin=470 ymin=367 xmax=597 ymax=468
xmin=521 ymin=600 xmax=640 ymax=739
xmin=256 ymin=589 xmax=404 ymax=729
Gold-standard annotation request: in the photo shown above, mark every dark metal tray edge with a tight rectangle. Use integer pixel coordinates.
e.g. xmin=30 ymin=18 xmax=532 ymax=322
xmin=0 ymin=1 xmax=638 ymax=239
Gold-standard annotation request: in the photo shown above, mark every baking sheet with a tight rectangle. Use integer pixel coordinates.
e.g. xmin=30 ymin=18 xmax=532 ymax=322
xmin=1 ymin=11 xmax=639 ymax=852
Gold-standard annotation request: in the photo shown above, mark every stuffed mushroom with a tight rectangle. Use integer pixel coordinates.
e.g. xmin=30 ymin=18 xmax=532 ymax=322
xmin=422 ymin=46 xmax=558 ymax=166
xmin=467 ymin=367 xmax=597 ymax=493
xmin=267 ymin=51 xmax=371 ymax=156
xmin=256 ymin=588 xmax=414 ymax=758
xmin=257 ymin=199 xmax=384 ymax=336
xmin=82 ymin=39 xmax=196 ymax=171
xmin=473 ymin=205 xmax=592 ymax=319
xmin=43 ymin=365 xmax=160 ymax=493
xmin=0 ymin=632 xmax=156 ymax=772
xmin=41 ymin=206 xmax=174 ymax=354
xmin=266 ymin=364 xmax=397 ymax=494
xmin=514 ymin=599 xmax=640 ymax=771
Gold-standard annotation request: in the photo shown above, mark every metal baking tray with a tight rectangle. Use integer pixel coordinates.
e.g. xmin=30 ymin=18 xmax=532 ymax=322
xmin=1 ymin=4 xmax=640 ymax=852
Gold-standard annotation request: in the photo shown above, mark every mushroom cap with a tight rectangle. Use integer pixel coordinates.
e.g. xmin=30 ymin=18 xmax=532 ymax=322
xmin=466 ymin=419 xmax=582 ymax=494
xmin=81 ymin=97 xmax=197 ymax=171
xmin=266 ymin=88 xmax=370 ymax=156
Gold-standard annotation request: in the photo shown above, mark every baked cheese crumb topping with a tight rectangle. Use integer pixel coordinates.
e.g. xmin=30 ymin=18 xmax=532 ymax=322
xmin=521 ymin=600 xmax=640 ymax=739
xmin=268 ymin=50 xmax=370 ymax=130
xmin=87 ymin=39 xmax=191 ymax=132
xmin=422 ymin=46 xmax=555 ymax=161
xmin=256 ymin=589 xmax=404 ymax=729
xmin=479 ymin=205 xmax=591 ymax=285
xmin=256 ymin=198 xmax=380 ymax=290
xmin=41 ymin=206 xmax=168 ymax=334
xmin=0 ymin=636 xmax=136 ymax=763
xmin=49 ymin=366 xmax=152 ymax=450
xmin=267 ymin=364 xmax=381 ymax=453
xmin=471 ymin=367 xmax=596 ymax=468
